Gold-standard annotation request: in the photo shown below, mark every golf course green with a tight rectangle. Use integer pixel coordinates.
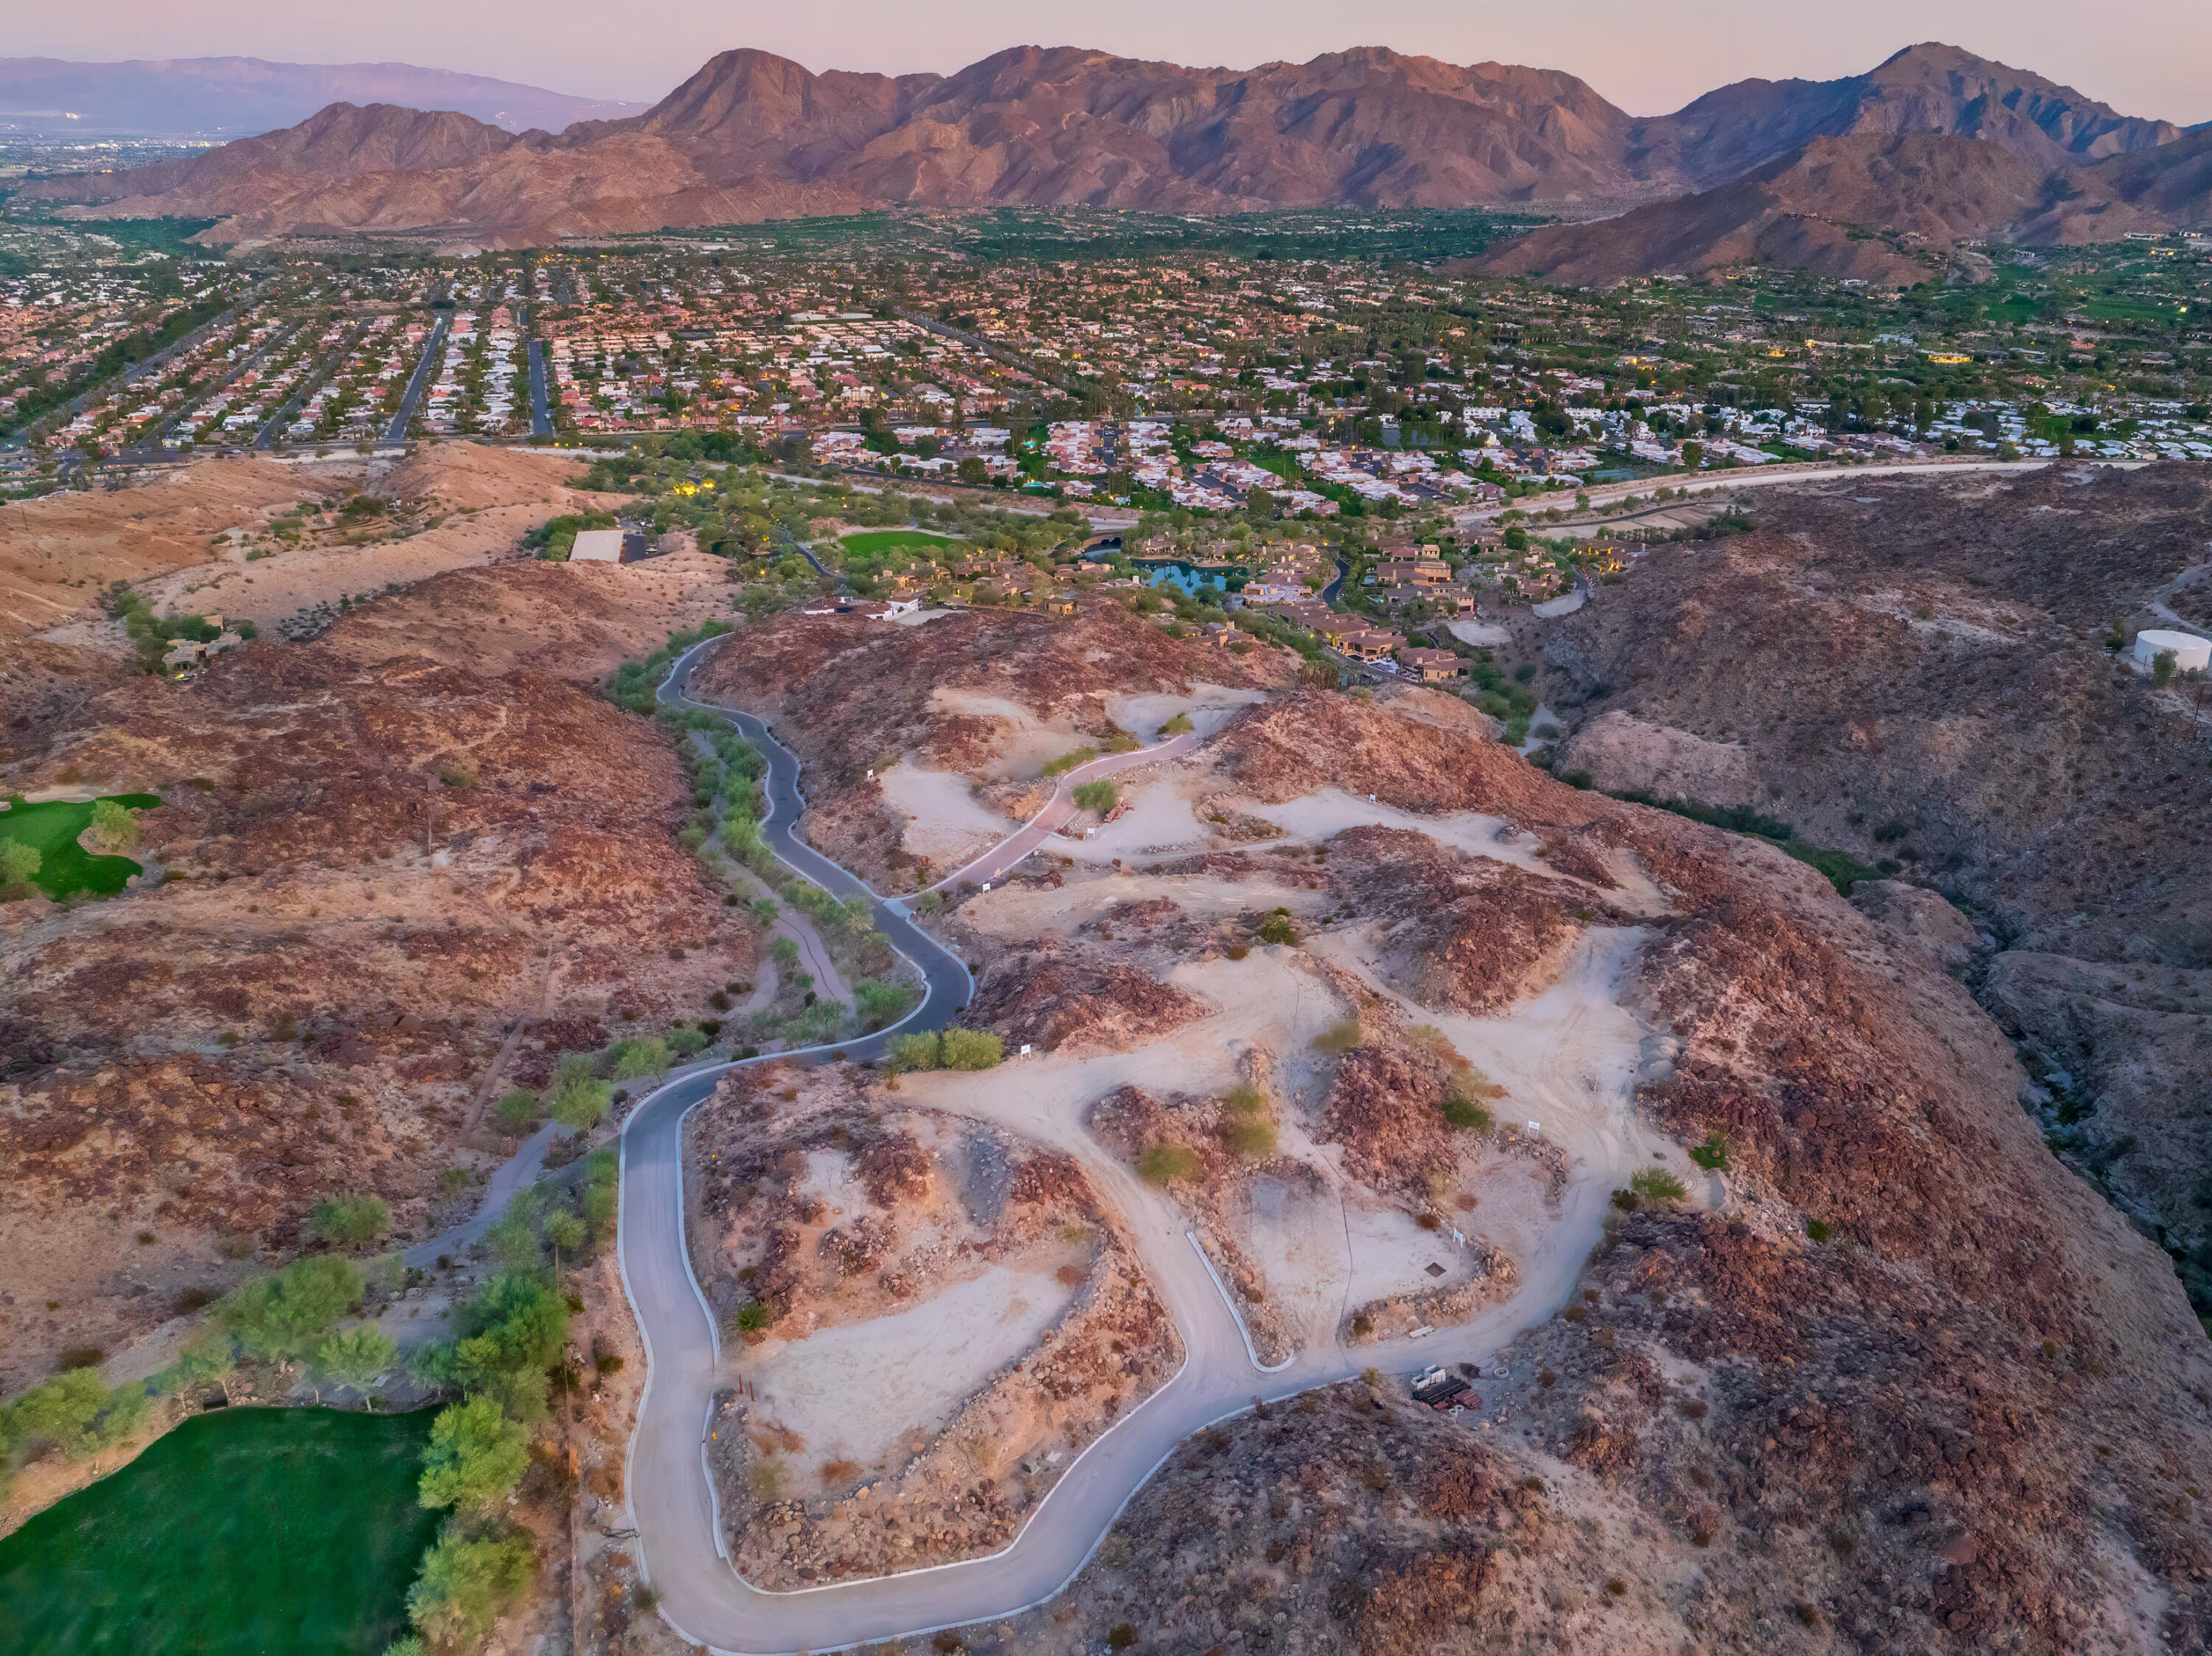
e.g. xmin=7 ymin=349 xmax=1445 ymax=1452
xmin=0 ymin=793 xmax=160 ymax=900
xmin=0 ymin=1405 xmax=439 ymax=1656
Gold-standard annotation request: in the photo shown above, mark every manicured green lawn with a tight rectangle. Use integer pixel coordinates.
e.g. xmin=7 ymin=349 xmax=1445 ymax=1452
xmin=839 ymin=529 xmax=963 ymax=554
xmin=0 ymin=1406 xmax=439 ymax=1656
xmin=0 ymin=793 xmax=160 ymax=899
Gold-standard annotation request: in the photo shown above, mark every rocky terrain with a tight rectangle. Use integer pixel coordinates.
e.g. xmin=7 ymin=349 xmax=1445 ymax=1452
xmin=1481 ymin=124 xmax=2210 ymax=287
xmin=890 ymin=672 xmax=2212 ymax=1656
xmin=0 ymin=594 xmax=753 ymax=1391
xmin=1543 ymin=462 xmax=2212 ymax=1323
xmin=684 ymin=1063 xmax=1178 ymax=1585
xmin=690 ymin=601 xmax=1291 ymax=889
xmin=24 ymin=43 xmax=2194 ymax=249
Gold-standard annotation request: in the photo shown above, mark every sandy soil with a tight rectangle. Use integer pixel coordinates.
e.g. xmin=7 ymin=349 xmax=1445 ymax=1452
xmin=931 ymin=687 xmax=1101 ymax=779
xmin=1239 ymin=787 xmax=1554 ymax=873
xmin=966 ymin=869 xmax=1329 ymax=943
xmin=1446 ymin=619 xmax=1514 ymax=647
xmin=1103 ymin=684 xmax=1268 ymax=740
xmin=738 ymin=1262 xmax=1080 ymax=1477
xmin=1 ymin=456 xmax=338 ymax=640
xmin=877 ymin=759 xmax=1020 ymax=867
xmin=1056 ymin=774 xmax=1210 ymax=865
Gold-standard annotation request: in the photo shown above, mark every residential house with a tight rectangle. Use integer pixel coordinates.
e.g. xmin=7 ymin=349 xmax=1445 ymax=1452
xmin=1396 ymin=647 xmax=1464 ymax=683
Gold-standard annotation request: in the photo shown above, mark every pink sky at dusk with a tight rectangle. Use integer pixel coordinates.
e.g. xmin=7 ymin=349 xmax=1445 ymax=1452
xmin=11 ymin=0 xmax=2211 ymax=126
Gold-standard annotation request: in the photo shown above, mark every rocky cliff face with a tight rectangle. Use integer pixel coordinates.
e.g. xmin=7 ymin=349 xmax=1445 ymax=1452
xmin=1543 ymin=465 xmax=2212 ymax=1323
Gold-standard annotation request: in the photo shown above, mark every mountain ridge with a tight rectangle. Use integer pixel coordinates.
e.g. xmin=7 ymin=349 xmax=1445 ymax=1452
xmin=18 ymin=41 xmax=2203 ymax=258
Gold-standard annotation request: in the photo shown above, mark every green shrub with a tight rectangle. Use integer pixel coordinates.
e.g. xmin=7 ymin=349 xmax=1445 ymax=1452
xmin=939 ymin=1029 xmax=1004 ymax=1070
xmin=1314 ymin=1019 xmax=1363 ymax=1052
xmin=418 ymin=1396 xmax=531 ymax=1514
xmin=608 ymin=1036 xmax=669 ymax=1079
xmin=406 ymin=1525 xmax=535 ymax=1644
xmin=1072 ymin=779 xmax=1118 ymax=813
xmin=853 ymin=979 xmax=916 ymax=1029
xmin=1804 ymin=1217 xmax=1835 ymax=1245
xmin=218 ymin=1255 xmax=364 ymax=1363
xmin=1161 ymin=712 xmax=1194 ymax=734
xmin=0 ymin=839 xmax=40 ymax=891
xmin=1224 ymin=1119 xmax=1277 ymax=1159
xmin=311 ymin=1192 xmax=391 ymax=1248
xmin=3 ymin=1370 xmax=147 ymax=1459
xmin=1630 ymin=1168 xmax=1688 ymax=1206
xmin=86 ymin=798 xmax=140 ymax=852
xmin=493 ymin=1090 xmax=540 ymax=1134
xmin=887 ymin=1030 xmax=943 ymax=1071
xmin=1041 ymin=745 xmax=1098 ymax=777
xmin=1441 ymin=1094 xmax=1492 ymax=1133
xmin=734 ymin=1300 xmax=772 ymax=1332
xmin=1222 ymin=1084 xmax=1266 ymax=1115
xmin=667 ymin=1026 xmax=709 ymax=1060
xmin=1138 ymin=1143 xmax=1203 ymax=1186
xmin=1688 ymin=1134 xmax=1728 ymax=1171
xmin=1256 ymin=908 xmax=1298 ymax=947
xmin=549 ymin=1056 xmax=613 ymax=1130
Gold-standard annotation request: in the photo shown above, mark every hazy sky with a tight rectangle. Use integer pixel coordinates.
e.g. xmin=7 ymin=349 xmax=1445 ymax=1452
xmin=17 ymin=0 xmax=2212 ymax=125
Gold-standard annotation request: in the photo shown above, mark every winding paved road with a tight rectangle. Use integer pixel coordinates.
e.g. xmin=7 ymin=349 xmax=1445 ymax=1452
xmin=613 ymin=636 xmax=1658 ymax=1653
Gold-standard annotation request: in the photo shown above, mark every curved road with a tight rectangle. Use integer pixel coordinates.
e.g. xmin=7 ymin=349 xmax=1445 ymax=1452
xmin=616 ymin=636 xmax=1652 ymax=1653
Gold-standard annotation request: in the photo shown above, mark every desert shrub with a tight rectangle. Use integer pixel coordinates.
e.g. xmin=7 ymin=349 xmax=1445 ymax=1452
xmin=608 ymin=1036 xmax=669 ymax=1079
xmin=312 ymin=1191 xmax=391 ymax=1248
xmin=1041 ymin=745 xmax=1099 ymax=777
xmin=1441 ymin=1093 xmax=1492 ymax=1133
xmin=86 ymin=798 xmax=141 ymax=852
xmin=1688 ymin=1133 xmax=1728 ymax=1171
xmin=748 ymin=1456 xmax=786 ymax=1501
xmin=667 ymin=1026 xmax=709 ymax=1060
xmin=1804 ymin=1217 xmax=1835 ymax=1244
xmin=1224 ymin=1119 xmax=1277 ymax=1159
xmin=1256 ymin=908 xmax=1298 ymax=947
xmin=0 ymin=839 xmax=41 ymax=894
xmin=734 ymin=1300 xmax=772 ymax=1332
xmin=2 ymin=1370 xmax=147 ymax=1460
xmin=219 ymin=1254 xmax=364 ymax=1363
xmin=438 ymin=764 xmax=477 ymax=790
xmin=1138 ymin=1143 xmax=1203 ymax=1186
xmin=549 ymin=1055 xmax=613 ymax=1130
xmin=1108 ymin=1627 xmax=1138 ymax=1652
xmin=1072 ymin=779 xmax=1118 ymax=813
xmin=406 ymin=1525 xmax=535 ymax=1644
xmin=1313 ymin=1019 xmax=1363 ymax=1052
xmin=493 ymin=1090 xmax=540 ymax=1134
xmin=852 ymin=979 xmax=914 ymax=1027
xmin=1161 ymin=712 xmax=1194 ymax=734
xmin=1223 ymin=1084 xmax=1266 ymax=1115
xmin=1631 ymin=1168 xmax=1688 ymax=1206
xmin=418 ymin=1395 xmax=531 ymax=1514
xmin=582 ymin=1150 xmax=618 ymax=1242
xmin=939 ymin=1029 xmax=1004 ymax=1069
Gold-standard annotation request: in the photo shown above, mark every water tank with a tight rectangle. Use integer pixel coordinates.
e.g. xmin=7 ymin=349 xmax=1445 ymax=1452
xmin=2132 ymin=628 xmax=2212 ymax=674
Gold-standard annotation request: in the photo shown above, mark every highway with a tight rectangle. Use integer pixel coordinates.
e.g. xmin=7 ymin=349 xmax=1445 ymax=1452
xmin=611 ymin=635 xmax=1656 ymax=1654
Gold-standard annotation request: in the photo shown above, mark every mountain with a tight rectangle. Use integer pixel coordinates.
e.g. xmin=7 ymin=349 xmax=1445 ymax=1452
xmin=17 ymin=41 xmax=2202 ymax=254
xmin=1478 ymin=132 xmax=2096 ymax=286
xmin=0 ymin=55 xmax=645 ymax=136
xmin=1635 ymin=42 xmax=2182 ymax=186
xmin=22 ymin=102 xmax=526 ymax=214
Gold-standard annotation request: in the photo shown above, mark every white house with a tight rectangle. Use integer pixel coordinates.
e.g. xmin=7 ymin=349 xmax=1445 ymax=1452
xmin=2134 ymin=628 xmax=2211 ymax=674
